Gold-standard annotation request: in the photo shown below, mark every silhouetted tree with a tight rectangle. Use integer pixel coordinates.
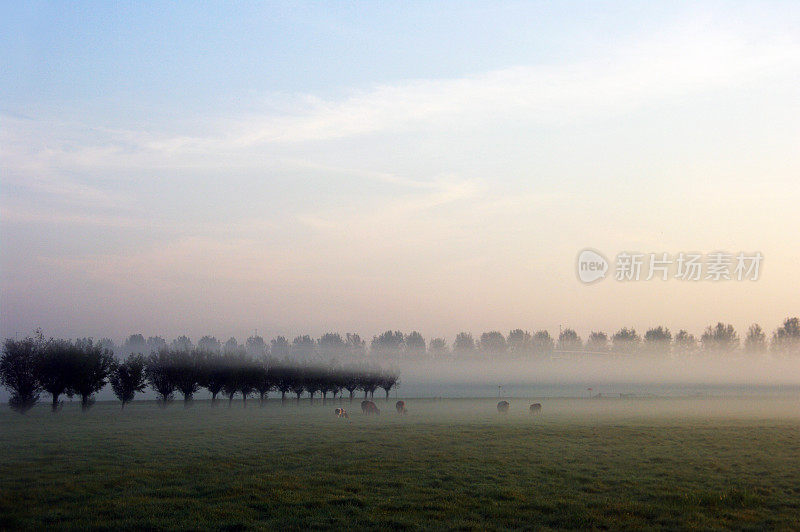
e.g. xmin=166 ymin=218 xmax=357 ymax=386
xmin=771 ymin=317 xmax=800 ymax=355
xmin=270 ymin=336 xmax=291 ymax=358
xmin=745 ymin=324 xmax=767 ymax=354
xmin=1 ymin=335 xmax=42 ymax=413
xmin=532 ymin=330 xmax=555 ymax=355
xmin=371 ymin=331 xmax=404 ymax=358
xmin=292 ymin=335 xmax=315 ymax=359
xmin=36 ymin=338 xmax=76 ymax=411
xmin=318 ymin=333 xmax=345 ymax=359
xmin=109 ymin=354 xmax=147 ymax=408
xmin=199 ymin=351 xmax=233 ymax=404
xmin=404 ymin=331 xmax=426 ymax=357
xmin=70 ymin=338 xmax=114 ymax=410
xmin=246 ymin=335 xmax=267 ymax=358
xmin=253 ymin=363 xmax=274 ymax=406
xmin=557 ymin=329 xmax=582 ymax=351
xmin=345 ymin=333 xmax=366 ymax=357
xmin=507 ymin=329 xmax=532 ymax=356
xmin=379 ymin=369 xmax=400 ymax=400
xmin=171 ymin=349 xmax=201 ymax=405
xmin=674 ymin=330 xmax=697 ymax=354
xmin=123 ymin=334 xmax=147 ymax=356
xmin=586 ymin=332 xmax=608 ymax=352
xmin=223 ymin=337 xmax=239 ymax=354
xmin=146 ymin=336 xmax=167 ymax=354
xmin=171 ymin=335 xmax=193 ymax=351
xmin=198 ymin=336 xmax=221 ymax=354
xmin=453 ymin=332 xmax=476 ymax=356
xmin=644 ymin=327 xmax=671 ymax=354
xmin=611 ymin=328 xmax=639 ymax=354
xmin=146 ymin=350 xmax=177 ymax=407
xmin=480 ymin=331 xmax=507 ymax=356
xmin=701 ymin=323 xmax=739 ymax=353
xmin=428 ymin=337 xmax=449 ymax=357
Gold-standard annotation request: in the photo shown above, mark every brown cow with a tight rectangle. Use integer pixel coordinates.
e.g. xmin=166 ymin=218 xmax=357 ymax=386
xmin=361 ymin=400 xmax=380 ymax=415
xmin=335 ymin=407 xmax=349 ymax=418
xmin=529 ymin=403 xmax=542 ymax=414
xmin=395 ymin=400 xmax=407 ymax=414
xmin=497 ymin=400 xmax=510 ymax=413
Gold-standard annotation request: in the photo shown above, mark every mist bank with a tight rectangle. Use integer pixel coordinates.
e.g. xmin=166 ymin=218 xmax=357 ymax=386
xmin=396 ymin=355 xmax=800 ymax=391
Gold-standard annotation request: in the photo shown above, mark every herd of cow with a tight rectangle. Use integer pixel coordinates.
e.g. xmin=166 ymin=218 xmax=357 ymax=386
xmin=334 ymin=400 xmax=542 ymax=418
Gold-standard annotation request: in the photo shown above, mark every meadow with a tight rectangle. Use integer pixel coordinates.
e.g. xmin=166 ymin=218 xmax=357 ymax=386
xmin=1 ymin=396 xmax=799 ymax=530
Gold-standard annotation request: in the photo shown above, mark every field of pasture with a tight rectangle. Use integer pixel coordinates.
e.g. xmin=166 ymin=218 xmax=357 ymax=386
xmin=2 ymin=396 xmax=800 ymax=530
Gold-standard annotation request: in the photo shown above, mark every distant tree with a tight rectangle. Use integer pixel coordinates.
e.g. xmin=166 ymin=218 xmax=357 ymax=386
xmin=97 ymin=338 xmax=116 ymax=354
xmin=109 ymin=354 xmax=147 ymax=408
xmin=507 ymin=329 xmax=532 ymax=356
xmin=428 ymin=337 xmax=449 ymax=357
xmin=197 ymin=336 xmax=221 ymax=354
xmin=586 ymin=331 xmax=608 ymax=352
xmin=345 ymin=333 xmax=366 ymax=357
xmin=644 ymin=327 xmax=672 ymax=354
xmin=171 ymin=335 xmax=193 ymax=351
xmin=404 ymin=331 xmax=427 ymax=357
xmin=292 ymin=335 xmax=316 ymax=359
xmin=359 ymin=368 xmax=382 ymax=399
xmin=146 ymin=336 xmax=167 ymax=354
xmin=532 ymin=330 xmax=555 ymax=355
xmin=1 ymin=336 xmax=42 ymax=413
xmin=771 ymin=317 xmax=800 ymax=355
xmin=744 ymin=324 xmax=767 ymax=354
xmin=223 ymin=337 xmax=239 ymax=354
xmin=557 ymin=329 xmax=582 ymax=351
xmin=70 ymin=338 xmax=115 ymax=410
xmin=371 ymin=331 xmax=404 ymax=358
xmin=611 ymin=328 xmax=640 ymax=354
xmin=318 ymin=333 xmax=345 ymax=359
xmin=288 ymin=366 xmax=306 ymax=403
xmin=253 ymin=363 xmax=274 ymax=406
xmin=35 ymin=338 xmax=76 ymax=411
xmin=701 ymin=323 xmax=739 ymax=353
xmin=124 ymin=334 xmax=147 ymax=356
xmin=453 ymin=332 xmax=476 ymax=356
xmin=146 ymin=350 xmax=177 ymax=407
xmin=246 ymin=335 xmax=267 ymax=358
xmin=270 ymin=336 xmax=291 ymax=358
xmin=674 ymin=330 xmax=697 ymax=354
xmin=479 ymin=331 xmax=507 ymax=356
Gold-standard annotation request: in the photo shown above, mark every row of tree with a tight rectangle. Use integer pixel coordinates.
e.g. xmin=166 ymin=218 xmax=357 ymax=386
xmin=0 ymin=332 xmax=400 ymax=413
xmin=98 ymin=317 xmax=800 ymax=359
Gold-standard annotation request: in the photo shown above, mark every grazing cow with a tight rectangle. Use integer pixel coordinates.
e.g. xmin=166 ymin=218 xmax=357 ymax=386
xmin=361 ymin=400 xmax=380 ymax=415
xmin=529 ymin=403 xmax=542 ymax=414
xmin=497 ymin=400 xmax=510 ymax=413
xmin=335 ymin=407 xmax=349 ymax=418
xmin=395 ymin=400 xmax=407 ymax=414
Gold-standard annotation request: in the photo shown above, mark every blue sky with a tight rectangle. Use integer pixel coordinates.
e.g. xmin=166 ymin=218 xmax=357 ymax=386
xmin=2 ymin=1 xmax=799 ymax=342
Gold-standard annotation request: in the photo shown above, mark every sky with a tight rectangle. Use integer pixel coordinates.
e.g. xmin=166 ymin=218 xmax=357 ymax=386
xmin=2 ymin=1 xmax=799 ymax=344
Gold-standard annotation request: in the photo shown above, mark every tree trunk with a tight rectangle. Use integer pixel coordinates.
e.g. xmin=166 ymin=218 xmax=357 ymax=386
xmin=51 ymin=394 xmax=59 ymax=412
xmin=384 ymin=388 xmax=390 ymax=401
xmin=281 ymin=391 xmax=286 ymax=404
xmin=81 ymin=394 xmax=90 ymax=411
xmin=349 ymin=390 xmax=354 ymax=403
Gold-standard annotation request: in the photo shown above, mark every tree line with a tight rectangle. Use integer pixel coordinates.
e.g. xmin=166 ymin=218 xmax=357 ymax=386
xmin=0 ymin=332 xmax=400 ymax=414
xmin=51 ymin=317 xmax=800 ymax=362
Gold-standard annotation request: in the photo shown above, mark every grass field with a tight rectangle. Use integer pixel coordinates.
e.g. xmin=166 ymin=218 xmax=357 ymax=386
xmin=1 ymin=396 xmax=799 ymax=530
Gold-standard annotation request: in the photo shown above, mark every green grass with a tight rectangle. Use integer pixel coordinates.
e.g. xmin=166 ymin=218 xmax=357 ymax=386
xmin=1 ymin=397 xmax=799 ymax=530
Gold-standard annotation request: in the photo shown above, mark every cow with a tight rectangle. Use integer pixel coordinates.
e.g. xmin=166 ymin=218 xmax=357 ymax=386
xmin=529 ymin=403 xmax=542 ymax=414
xmin=335 ymin=407 xmax=349 ymax=418
xmin=395 ymin=400 xmax=407 ymax=414
xmin=361 ymin=400 xmax=380 ymax=415
xmin=497 ymin=400 xmax=510 ymax=413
